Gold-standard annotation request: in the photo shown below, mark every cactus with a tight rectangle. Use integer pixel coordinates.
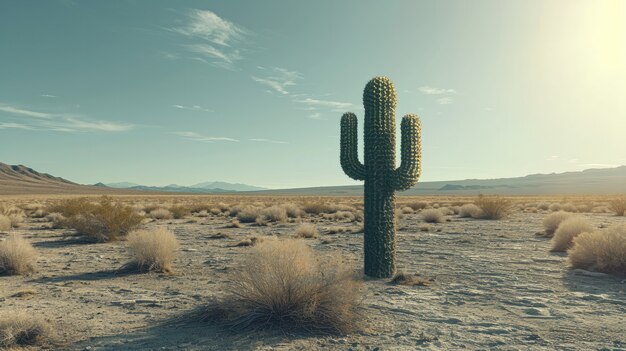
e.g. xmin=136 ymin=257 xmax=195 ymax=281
xmin=340 ymin=76 xmax=421 ymax=278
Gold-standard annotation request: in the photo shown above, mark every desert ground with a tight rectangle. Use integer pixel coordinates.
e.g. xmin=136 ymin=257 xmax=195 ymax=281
xmin=1 ymin=195 xmax=625 ymax=351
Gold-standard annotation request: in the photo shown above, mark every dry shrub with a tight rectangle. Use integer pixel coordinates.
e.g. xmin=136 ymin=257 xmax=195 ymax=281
xmin=56 ymin=197 xmax=143 ymax=242
xmin=0 ymin=205 xmax=25 ymax=228
xmin=568 ymin=225 xmax=626 ymax=275
xmin=237 ymin=207 xmax=261 ymax=223
xmin=334 ymin=211 xmax=356 ymax=222
xmin=0 ymin=215 xmax=11 ymax=231
xmin=295 ymin=223 xmax=319 ymax=238
xmin=149 ymin=208 xmax=173 ymax=220
xmin=169 ymin=205 xmax=191 ymax=219
xmin=418 ymin=224 xmax=431 ymax=232
xmin=421 ymin=209 xmax=444 ymax=223
xmin=302 ymin=202 xmax=334 ymax=215
xmin=228 ymin=219 xmax=243 ymax=228
xmin=202 ymin=239 xmax=361 ymax=334
xmin=473 ymin=195 xmax=512 ymax=220
xmin=561 ymin=203 xmax=578 ymax=213
xmin=549 ymin=203 xmax=562 ymax=212
xmin=0 ymin=235 xmax=37 ymax=275
xmin=126 ymin=228 xmax=179 ymax=273
xmin=551 ymin=216 xmax=594 ymax=252
xmin=400 ymin=207 xmax=414 ymax=214
xmin=255 ymin=216 xmax=269 ymax=226
xmin=282 ymin=203 xmax=303 ymax=218
xmin=262 ymin=206 xmax=288 ymax=222
xmin=327 ymin=226 xmax=349 ymax=234
xmin=0 ymin=312 xmax=53 ymax=348
xmin=542 ymin=211 xmax=573 ymax=236
xmin=406 ymin=201 xmax=429 ymax=211
xmin=537 ymin=202 xmax=550 ymax=211
xmin=608 ymin=198 xmax=626 ymax=216
xmin=458 ymin=204 xmax=481 ymax=218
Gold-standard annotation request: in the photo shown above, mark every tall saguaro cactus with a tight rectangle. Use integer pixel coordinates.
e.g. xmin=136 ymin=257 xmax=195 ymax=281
xmin=340 ymin=76 xmax=421 ymax=278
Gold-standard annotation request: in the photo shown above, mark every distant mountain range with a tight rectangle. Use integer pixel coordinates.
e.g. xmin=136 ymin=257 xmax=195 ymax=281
xmin=1 ymin=161 xmax=625 ymax=195
xmin=101 ymin=181 xmax=267 ymax=193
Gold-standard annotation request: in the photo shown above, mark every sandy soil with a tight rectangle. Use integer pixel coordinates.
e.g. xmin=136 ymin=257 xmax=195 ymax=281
xmin=1 ymin=204 xmax=625 ymax=351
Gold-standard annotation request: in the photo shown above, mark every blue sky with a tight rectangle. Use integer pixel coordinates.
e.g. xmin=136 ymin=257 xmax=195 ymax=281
xmin=1 ymin=1 xmax=624 ymax=188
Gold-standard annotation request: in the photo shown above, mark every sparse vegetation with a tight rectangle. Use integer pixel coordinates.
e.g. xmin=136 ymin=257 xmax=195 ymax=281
xmin=295 ymin=223 xmax=319 ymax=238
xmin=0 ymin=215 xmax=11 ymax=231
xmin=149 ymin=208 xmax=173 ymax=220
xmin=458 ymin=204 xmax=481 ymax=218
xmin=550 ymin=216 xmax=594 ymax=252
xmin=201 ymin=239 xmax=361 ymax=334
xmin=542 ymin=211 xmax=573 ymax=236
xmin=421 ymin=209 xmax=445 ymax=223
xmin=126 ymin=228 xmax=180 ymax=273
xmin=262 ymin=205 xmax=288 ymax=222
xmin=473 ymin=195 xmax=512 ymax=220
xmin=568 ymin=225 xmax=626 ymax=275
xmin=608 ymin=198 xmax=626 ymax=216
xmin=0 ymin=204 xmax=25 ymax=228
xmin=0 ymin=235 xmax=37 ymax=275
xmin=0 ymin=312 xmax=53 ymax=348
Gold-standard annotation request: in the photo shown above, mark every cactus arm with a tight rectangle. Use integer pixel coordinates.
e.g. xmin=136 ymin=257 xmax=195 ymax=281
xmin=340 ymin=112 xmax=366 ymax=181
xmin=393 ymin=114 xmax=421 ymax=191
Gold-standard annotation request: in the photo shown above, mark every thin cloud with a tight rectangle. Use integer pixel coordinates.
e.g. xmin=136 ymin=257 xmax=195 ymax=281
xmin=436 ymin=97 xmax=453 ymax=105
xmin=307 ymin=112 xmax=325 ymax=120
xmin=0 ymin=103 xmax=133 ymax=132
xmin=295 ymin=98 xmax=353 ymax=110
xmin=418 ymin=86 xmax=456 ymax=95
xmin=41 ymin=94 xmax=57 ymax=98
xmin=173 ymin=131 xmax=238 ymax=142
xmin=250 ymin=138 xmax=288 ymax=144
xmin=0 ymin=122 xmax=33 ymax=130
xmin=251 ymin=67 xmax=302 ymax=95
xmin=172 ymin=9 xmax=248 ymax=69
xmin=173 ymin=104 xmax=213 ymax=113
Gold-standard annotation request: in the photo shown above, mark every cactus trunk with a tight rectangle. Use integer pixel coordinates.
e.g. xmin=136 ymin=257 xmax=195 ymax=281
xmin=340 ymin=76 xmax=422 ymax=278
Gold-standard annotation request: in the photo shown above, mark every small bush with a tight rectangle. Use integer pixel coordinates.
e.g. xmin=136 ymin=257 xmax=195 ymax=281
xmin=406 ymin=201 xmax=428 ymax=211
xmin=542 ymin=211 xmax=573 ymax=236
xmin=0 ymin=312 xmax=53 ymax=348
xmin=282 ymin=203 xmax=303 ymax=218
xmin=237 ymin=207 xmax=261 ymax=223
xmin=568 ymin=225 xmax=626 ymax=275
xmin=55 ymin=197 xmax=143 ymax=242
xmin=169 ymin=205 xmax=191 ymax=219
xmin=400 ymin=207 xmax=414 ymax=214
xmin=458 ymin=204 xmax=481 ymax=218
xmin=149 ymin=208 xmax=173 ymax=220
xmin=0 ymin=215 xmax=11 ymax=231
xmin=126 ymin=228 xmax=179 ymax=273
xmin=302 ymin=202 xmax=334 ymax=215
xmin=608 ymin=198 xmax=626 ymax=216
xmin=421 ymin=209 xmax=444 ymax=223
xmin=295 ymin=223 xmax=319 ymax=238
xmin=549 ymin=203 xmax=562 ymax=212
xmin=550 ymin=216 xmax=594 ymax=252
xmin=262 ymin=206 xmax=288 ymax=222
xmin=0 ymin=235 xmax=37 ymax=275
xmin=0 ymin=205 xmax=25 ymax=228
xmin=537 ymin=202 xmax=550 ymax=211
xmin=473 ymin=195 xmax=512 ymax=220
xmin=202 ymin=239 xmax=361 ymax=334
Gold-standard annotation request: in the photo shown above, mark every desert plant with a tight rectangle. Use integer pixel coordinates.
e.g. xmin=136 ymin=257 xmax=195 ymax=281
xmin=568 ymin=225 xmax=626 ymax=274
xmin=169 ymin=205 xmax=191 ymax=219
xmin=202 ymin=239 xmax=361 ymax=334
xmin=0 ymin=235 xmax=37 ymax=275
xmin=58 ymin=197 xmax=143 ymax=242
xmin=302 ymin=202 xmax=334 ymax=215
xmin=282 ymin=203 xmax=304 ymax=218
xmin=549 ymin=203 xmax=562 ymax=212
xmin=0 ymin=215 xmax=11 ymax=231
xmin=0 ymin=204 xmax=25 ymax=228
xmin=473 ymin=195 xmax=512 ymax=220
xmin=236 ymin=207 xmax=261 ymax=223
xmin=0 ymin=312 xmax=52 ymax=348
xmin=608 ymin=198 xmax=626 ymax=216
xmin=262 ymin=206 xmax=288 ymax=222
xmin=421 ymin=209 xmax=444 ymax=223
xmin=406 ymin=201 xmax=428 ymax=211
xmin=149 ymin=208 xmax=173 ymax=220
xmin=340 ymin=77 xmax=421 ymax=278
xmin=126 ymin=228 xmax=179 ymax=273
xmin=542 ymin=211 xmax=573 ymax=236
xmin=295 ymin=223 xmax=319 ymax=238
xmin=551 ymin=216 xmax=594 ymax=252
xmin=458 ymin=204 xmax=481 ymax=218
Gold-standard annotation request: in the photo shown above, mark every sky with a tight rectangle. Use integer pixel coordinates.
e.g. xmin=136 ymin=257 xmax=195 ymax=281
xmin=1 ymin=0 xmax=625 ymax=189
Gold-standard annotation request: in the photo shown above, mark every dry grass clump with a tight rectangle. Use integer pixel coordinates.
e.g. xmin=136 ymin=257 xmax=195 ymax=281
xmin=302 ymin=202 xmax=334 ymax=215
xmin=201 ymin=239 xmax=361 ymax=334
xmin=421 ymin=209 xmax=444 ymax=223
xmin=236 ymin=207 xmax=261 ymax=223
xmin=0 ymin=205 xmax=25 ymax=228
xmin=400 ymin=207 xmax=414 ymax=214
xmin=406 ymin=201 xmax=429 ymax=211
xmin=53 ymin=197 xmax=143 ymax=242
xmin=550 ymin=216 xmax=594 ymax=252
xmin=169 ymin=205 xmax=191 ymax=219
xmin=281 ymin=203 xmax=304 ymax=218
xmin=262 ymin=206 xmax=288 ymax=222
xmin=549 ymin=203 xmax=562 ymax=212
xmin=327 ymin=226 xmax=350 ymax=234
xmin=568 ymin=225 xmax=626 ymax=275
xmin=458 ymin=204 xmax=481 ymax=218
xmin=608 ymin=198 xmax=626 ymax=216
xmin=126 ymin=228 xmax=179 ymax=273
xmin=295 ymin=223 xmax=319 ymax=238
xmin=542 ymin=211 xmax=573 ymax=236
xmin=149 ymin=208 xmax=173 ymax=220
xmin=473 ymin=195 xmax=512 ymax=220
xmin=537 ymin=202 xmax=550 ymax=211
xmin=0 ymin=215 xmax=11 ymax=231
xmin=0 ymin=235 xmax=37 ymax=275
xmin=227 ymin=219 xmax=243 ymax=228
xmin=0 ymin=312 xmax=53 ymax=348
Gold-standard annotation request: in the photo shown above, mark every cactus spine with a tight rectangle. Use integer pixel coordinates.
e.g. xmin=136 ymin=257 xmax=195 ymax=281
xmin=340 ymin=76 xmax=421 ymax=278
